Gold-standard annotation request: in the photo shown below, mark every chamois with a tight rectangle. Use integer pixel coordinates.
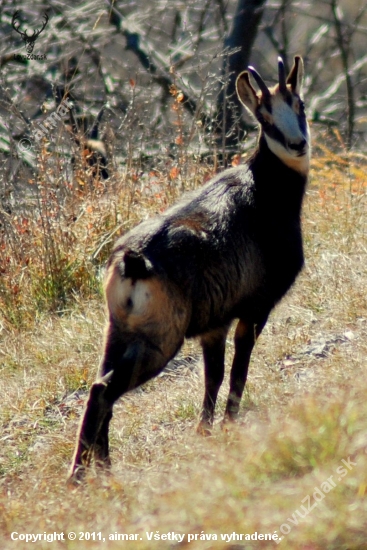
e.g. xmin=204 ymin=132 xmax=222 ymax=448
xmin=69 ymin=56 xmax=310 ymax=480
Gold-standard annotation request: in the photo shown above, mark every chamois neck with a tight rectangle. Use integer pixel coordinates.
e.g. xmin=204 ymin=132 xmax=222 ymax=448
xmin=251 ymin=134 xmax=309 ymax=181
xmin=248 ymin=135 xmax=308 ymax=217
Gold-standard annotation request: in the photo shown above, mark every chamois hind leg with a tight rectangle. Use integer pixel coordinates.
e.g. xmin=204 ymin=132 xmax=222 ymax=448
xmin=69 ymin=322 xmax=182 ymax=481
xmin=224 ymin=317 xmax=267 ymax=422
xmin=68 ymin=326 xmax=124 ymax=480
xmin=91 ymin=409 xmax=112 ymax=465
xmin=68 ymin=264 xmax=188 ymax=481
xmin=197 ymin=326 xmax=229 ymax=435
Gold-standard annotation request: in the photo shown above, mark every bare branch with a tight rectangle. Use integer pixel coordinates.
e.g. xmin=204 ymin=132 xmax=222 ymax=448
xmin=330 ymin=0 xmax=355 ymax=148
xmin=107 ymin=1 xmax=211 ymax=127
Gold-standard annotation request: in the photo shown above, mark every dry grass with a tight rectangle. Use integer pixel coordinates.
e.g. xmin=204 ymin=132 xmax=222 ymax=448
xmin=1 ymin=132 xmax=367 ymax=549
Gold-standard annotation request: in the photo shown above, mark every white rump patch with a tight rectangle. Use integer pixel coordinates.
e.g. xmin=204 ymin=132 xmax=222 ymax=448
xmin=129 ymin=280 xmax=152 ymax=314
xmin=105 ymin=270 xmax=152 ymax=318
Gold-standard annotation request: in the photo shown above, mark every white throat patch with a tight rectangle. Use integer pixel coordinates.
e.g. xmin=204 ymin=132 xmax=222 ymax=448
xmin=264 ymin=133 xmax=310 ymax=175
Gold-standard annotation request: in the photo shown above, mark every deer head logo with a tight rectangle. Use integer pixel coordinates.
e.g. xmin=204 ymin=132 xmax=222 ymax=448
xmin=12 ymin=11 xmax=49 ymax=54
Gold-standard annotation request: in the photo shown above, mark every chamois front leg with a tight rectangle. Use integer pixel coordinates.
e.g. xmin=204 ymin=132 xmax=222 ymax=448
xmin=197 ymin=326 xmax=229 ymax=435
xmin=224 ymin=317 xmax=267 ymax=422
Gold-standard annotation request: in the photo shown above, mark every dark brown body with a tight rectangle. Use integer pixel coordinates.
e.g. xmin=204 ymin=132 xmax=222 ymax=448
xmin=69 ymin=56 xmax=310 ymax=480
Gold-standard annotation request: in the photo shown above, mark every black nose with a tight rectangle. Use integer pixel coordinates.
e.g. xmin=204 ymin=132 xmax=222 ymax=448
xmin=289 ymin=139 xmax=307 ymax=152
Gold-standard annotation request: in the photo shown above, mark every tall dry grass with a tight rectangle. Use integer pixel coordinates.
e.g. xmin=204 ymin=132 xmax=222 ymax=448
xmin=0 ymin=127 xmax=367 ymax=549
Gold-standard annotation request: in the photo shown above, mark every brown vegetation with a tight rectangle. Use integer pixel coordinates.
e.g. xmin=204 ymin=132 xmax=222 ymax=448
xmin=1 ymin=130 xmax=367 ymax=548
xmin=1 ymin=1 xmax=367 ymax=547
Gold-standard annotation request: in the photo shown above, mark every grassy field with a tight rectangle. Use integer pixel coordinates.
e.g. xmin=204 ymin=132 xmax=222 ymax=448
xmin=0 ymin=134 xmax=367 ymax=549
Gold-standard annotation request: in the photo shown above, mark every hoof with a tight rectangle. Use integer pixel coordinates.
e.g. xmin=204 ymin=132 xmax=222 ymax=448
xmin=66 ymin=464 xmax=86 ymax=486
xmin=221 ymin=414 xmax=237 ymax=431
xmin=196 ymin=421 xmax=212 ymax=436
xmin=95 ymin=456 xmax=112 ymax=469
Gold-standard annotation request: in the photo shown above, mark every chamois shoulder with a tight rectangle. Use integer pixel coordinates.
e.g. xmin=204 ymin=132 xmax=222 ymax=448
xmin=166 ymin=164 xmax=254 ymax=213
xmin=112 ymin=164 xmax=254 ymax=252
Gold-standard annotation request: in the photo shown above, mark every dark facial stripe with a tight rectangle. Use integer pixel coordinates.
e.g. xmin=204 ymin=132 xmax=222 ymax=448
xmin=257 ymin=107 xmax=308 ymax=151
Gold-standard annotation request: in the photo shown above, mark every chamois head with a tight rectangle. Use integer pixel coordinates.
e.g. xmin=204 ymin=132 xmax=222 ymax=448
xmin=236 ymin=56 xmax=310 ymax=174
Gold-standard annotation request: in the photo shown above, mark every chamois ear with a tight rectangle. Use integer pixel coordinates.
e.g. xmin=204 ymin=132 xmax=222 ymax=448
xmin=287 ymin=56 xmax=304 ymax=97
xmin=236 ymin=71 xmax=259 ymax=115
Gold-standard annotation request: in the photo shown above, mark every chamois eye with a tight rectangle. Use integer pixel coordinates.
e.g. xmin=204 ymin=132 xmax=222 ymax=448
xmin=299 ymin=100 xmax=305 ymax=111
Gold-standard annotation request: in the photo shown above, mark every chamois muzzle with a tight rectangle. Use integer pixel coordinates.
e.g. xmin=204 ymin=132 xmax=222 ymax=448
xmin=289 ymin=139 xmax=308 ymax=155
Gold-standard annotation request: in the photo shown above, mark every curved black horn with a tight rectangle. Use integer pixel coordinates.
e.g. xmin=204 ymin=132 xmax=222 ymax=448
xmin=278 ymin=57 xmax=287 ymax=95
xmin=248 ymin=66 xmax=270 ymax=99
